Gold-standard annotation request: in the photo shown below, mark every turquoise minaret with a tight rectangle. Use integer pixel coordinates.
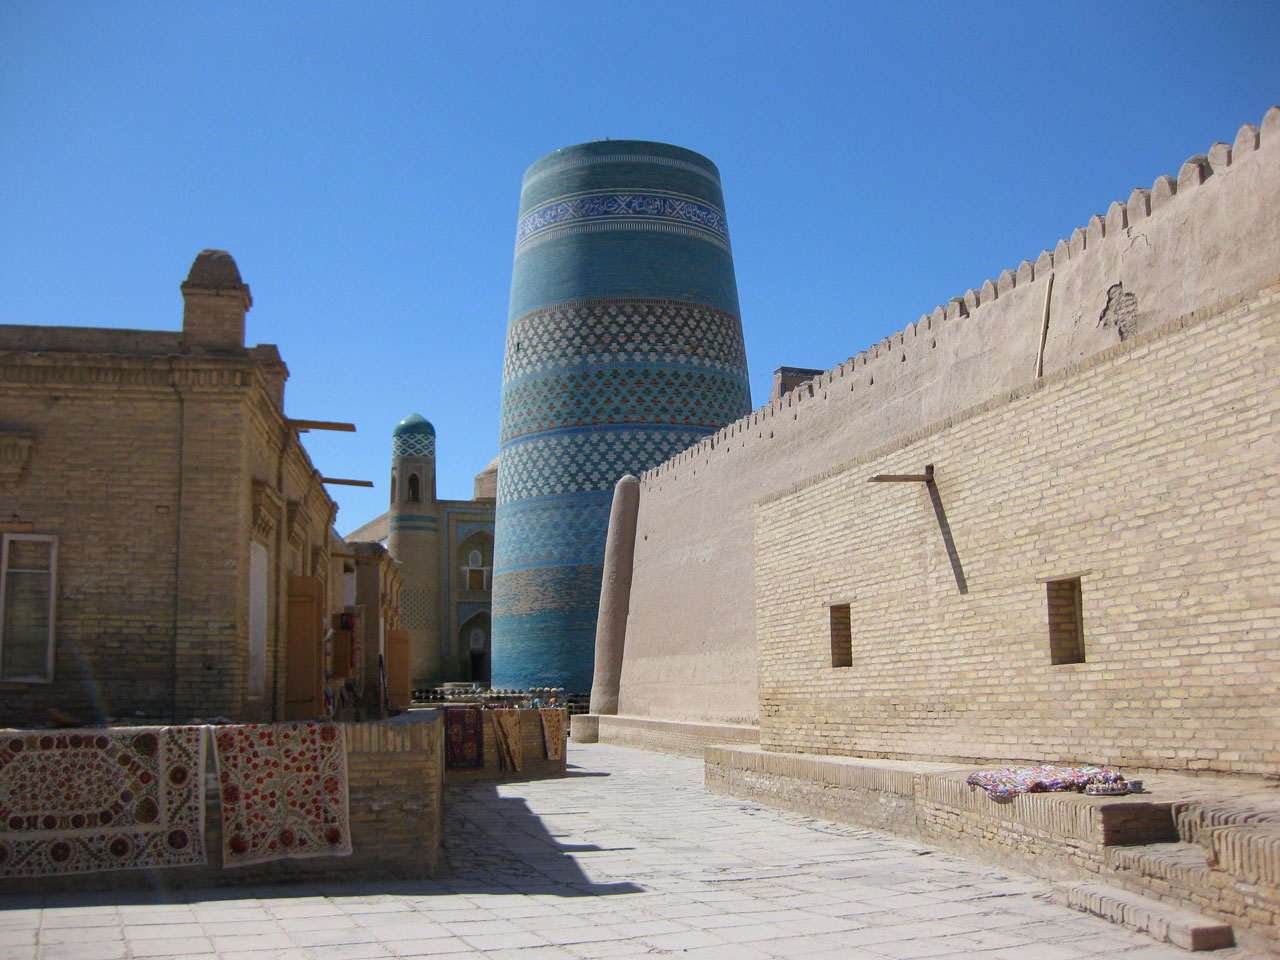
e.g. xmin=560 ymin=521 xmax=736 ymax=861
xmin=491 ymin=140 xmax=752 ymax=692
xmin=386 ymin=413 xmax=442 ymax=684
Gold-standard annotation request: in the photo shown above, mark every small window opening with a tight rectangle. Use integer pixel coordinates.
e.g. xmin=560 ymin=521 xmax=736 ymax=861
xmin=1047 ymin=578 xmax=1085 ymax=664
xmin=829 ymin=603 xmax=852 ymax=668
xmin=390 ymin=475 xmax=397 ymax=504
xmin=407 ymin=474 xmax=421 ymax=503
xmin=468 ymin=550 xmax=482 ymax=567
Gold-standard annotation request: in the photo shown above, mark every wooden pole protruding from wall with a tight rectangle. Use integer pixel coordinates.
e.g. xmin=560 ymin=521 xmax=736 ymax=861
xmin=589 ymin=474 xmax=640 ymax=716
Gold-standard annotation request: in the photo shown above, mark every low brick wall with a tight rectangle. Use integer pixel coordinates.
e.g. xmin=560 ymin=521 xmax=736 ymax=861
xmin=575 ymin=714 xmax=759 ymax=758
xmin=443 ymin=708 xmax=567 ymax=783
xmin=707 ymin=745 xmax=1280 ymax=954
xmin=0 ymin=717 xmax=443 ymax=893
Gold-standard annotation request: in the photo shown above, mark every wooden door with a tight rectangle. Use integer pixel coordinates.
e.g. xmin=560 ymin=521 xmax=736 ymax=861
xmin=386 ymin=628 xmax=411 ymax=710
xmin=285 ymin=575 xmax=323 ymax=719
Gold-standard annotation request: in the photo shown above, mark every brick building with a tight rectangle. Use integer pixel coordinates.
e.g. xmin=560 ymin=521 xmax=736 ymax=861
xmin=0 ymin=250 xmax=355 ymax=724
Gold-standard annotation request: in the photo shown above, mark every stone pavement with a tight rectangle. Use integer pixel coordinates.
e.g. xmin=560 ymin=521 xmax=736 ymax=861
xmin=0 ymin=743 xmax=1265 ymax=960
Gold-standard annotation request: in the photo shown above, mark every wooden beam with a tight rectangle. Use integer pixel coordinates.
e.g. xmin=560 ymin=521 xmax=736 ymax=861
xmin=288 ymin=419 xmax=356 ymax=432
xmin=868 ymin=464 xmax=935 ymax=483
xmin=321 ymin=477 xmax=374 ymax=487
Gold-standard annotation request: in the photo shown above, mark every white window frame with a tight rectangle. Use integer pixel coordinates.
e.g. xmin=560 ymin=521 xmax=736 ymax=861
xmin=0 ymin=533 xmax=57 ymax=683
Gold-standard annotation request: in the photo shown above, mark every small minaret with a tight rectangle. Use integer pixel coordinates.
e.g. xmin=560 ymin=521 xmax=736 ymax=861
xmin=386 ymin=414 xmax=443 ymax=685
xmin=181 ymin=249 xmax=251 ymax=349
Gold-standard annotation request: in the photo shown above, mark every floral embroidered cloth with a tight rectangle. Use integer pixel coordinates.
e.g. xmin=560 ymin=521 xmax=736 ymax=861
xmin=213 ymin=722 xmax=352 ymax=867
xmin=539 ymin=707 xmax=566 ymax=761
xmin=0 ymin=726 xmax=206 ymax=877
xmin=966 ymin=765 xmax=1125 ymax=800
xmin=445 ymin=707 xmax=483 ymax=770
xmin=493 ymin=709 xmax=522 ymax=772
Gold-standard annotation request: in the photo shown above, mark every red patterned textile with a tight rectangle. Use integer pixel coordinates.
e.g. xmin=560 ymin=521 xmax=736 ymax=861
xmin=445 ymin=707 xmax=483 ymax=770
xmin=213 ymin=722 xmax=351 ymax=868
xmin=539 ymin=707 xmax=566 ymax=761
xmin=493 ymin=709 xmax=522 ymax=772
xmin=0 ymin=726 xmax=206 ymax=878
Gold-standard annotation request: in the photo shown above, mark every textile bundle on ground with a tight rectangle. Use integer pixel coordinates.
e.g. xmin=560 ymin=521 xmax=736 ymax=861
xmin=0 ymin=726 xmax=206 ymax=877
xmin=493 ymin=709 xmax=522 ymax=772
xmin=213 ymin=722 xmax=352 ymax=867
xmin=966 ymin=765 xmax=1125 ymax=800
xmin=539 ymin=707 xmax=566 ymax=761
xmin=445 ymin=707 xmax=483 ymax=770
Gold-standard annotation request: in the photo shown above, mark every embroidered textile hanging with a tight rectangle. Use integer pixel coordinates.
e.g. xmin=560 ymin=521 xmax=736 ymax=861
xmin=444 ymin=707 xmax=483 ymax=770
xmin=213 ymin=722 xmax=352 ymax=867
xmin=539 ymin=707 xmax=566 ymax=761
xmin=0 ymin=726 xmax=206 ymax=878
xmin=493 ymin=709 xmax=522 ymax=772
xmin=966 ymin=765 xmax=1125 ymax=800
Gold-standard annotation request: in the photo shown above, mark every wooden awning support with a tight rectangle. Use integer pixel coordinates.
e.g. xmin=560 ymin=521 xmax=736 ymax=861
xmin=321 ymin=478 xmax=374 ymax=487
xmin=288 ymin=419 xmax=357 ymax=432
xmin=868 ymin=464 xmax=934 ymax=483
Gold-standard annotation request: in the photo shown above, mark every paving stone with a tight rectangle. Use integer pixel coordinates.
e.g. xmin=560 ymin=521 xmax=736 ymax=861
xmin=14 ymin=743 xmax=1270 ymax=960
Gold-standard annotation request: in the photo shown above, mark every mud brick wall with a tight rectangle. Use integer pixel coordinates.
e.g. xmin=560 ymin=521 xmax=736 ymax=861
xmin=616 ymin=108 xmax=1280 ymax=733
xmin=753 ymin=279 xmax=1280 ymax=776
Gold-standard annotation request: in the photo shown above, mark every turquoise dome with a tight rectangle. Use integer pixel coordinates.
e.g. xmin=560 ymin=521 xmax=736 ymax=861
xmin=393 ymin=413 xmax=435 ymax=437
xmin=391 ymin=413 xmax=436 ymax=459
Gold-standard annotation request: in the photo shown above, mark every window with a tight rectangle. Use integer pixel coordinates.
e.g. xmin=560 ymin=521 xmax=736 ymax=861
xmin=468 ymin=550 xmax=482 ymax=568
xmin=469 ymin=627 xmax=485 ymax=651
xmin=407 ymin=474 xmax=421 ymax=503
xmin=829 ymin=603 xmax=852 ymax=668
xmin=1 ymin=534 xmax=57 ymax=682
xmin=1047 ymin=578 xmax=1085 ymax=664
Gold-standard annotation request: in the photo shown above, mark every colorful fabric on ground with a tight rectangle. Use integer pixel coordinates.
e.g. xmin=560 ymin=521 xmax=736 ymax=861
xmin=213 ymin=722 xmax=352 ymax=868
xmin=966 ymin=765 xmax=1125 ymax=800
xmin=0 ymin=726 xmax=206 ymax=878
xmin=539 ymin=707 xmax=566 ymax=761
xmin=445 ymin=708 xmax=483 ymax=770
xmin=493 ymin=709 xmax=522 ymax=772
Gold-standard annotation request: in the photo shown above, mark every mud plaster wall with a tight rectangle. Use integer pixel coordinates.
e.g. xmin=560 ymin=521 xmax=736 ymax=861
xmin=617 ymin=109 xmax=1280 ymax=728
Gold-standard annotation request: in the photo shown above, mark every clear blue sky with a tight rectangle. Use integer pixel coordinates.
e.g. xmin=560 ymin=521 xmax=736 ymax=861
xmin=3 ymin=1 xmax=1277 ymax=532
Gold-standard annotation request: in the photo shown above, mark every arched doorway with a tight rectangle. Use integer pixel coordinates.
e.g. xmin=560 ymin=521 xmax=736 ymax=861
xmin=459 ymin=611 xmax=491 ymax=685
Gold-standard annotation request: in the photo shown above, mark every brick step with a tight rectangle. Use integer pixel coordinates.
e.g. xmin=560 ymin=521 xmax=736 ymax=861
xmin=1055 ymin=881 xmax=1235 ymax=952
xmin=1106 ymin=840 xmax=1214 ymax=889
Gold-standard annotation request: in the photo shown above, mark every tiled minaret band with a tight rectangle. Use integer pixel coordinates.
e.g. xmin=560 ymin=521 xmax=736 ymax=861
xmin=491 ymin=140 xmax=752 ymax=692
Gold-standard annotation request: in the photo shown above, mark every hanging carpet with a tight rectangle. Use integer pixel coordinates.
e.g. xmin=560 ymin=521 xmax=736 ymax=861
xmin=213 ymin=722 xmax=352 ymax=868
xmin=493 ymin=709 xmax=522 ymax=772
xmin=0 ymin=726 xmax=206 ymax=878
xmin=539 ymin=707 xmax=566 ymax=761
xmin=444 ymin=707 xmax=483 ymax=770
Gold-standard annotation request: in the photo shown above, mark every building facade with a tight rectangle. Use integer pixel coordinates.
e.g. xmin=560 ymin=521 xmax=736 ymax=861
xmin=0 ymin=250 xmax=348 ymax=724
xmin=491 ymin=140 xmax=753 ymax=692
xmin=345 ymin=421 xmax=495 ymax=688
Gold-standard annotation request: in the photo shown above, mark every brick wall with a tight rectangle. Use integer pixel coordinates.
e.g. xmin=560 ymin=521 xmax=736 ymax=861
xmin=753 ymin=280 xmax=1280 ymax=776
xmin=0 ymin=340 xmax=336 ymax=724
xmin=615 ymin=109 xmax=1279 ymax=730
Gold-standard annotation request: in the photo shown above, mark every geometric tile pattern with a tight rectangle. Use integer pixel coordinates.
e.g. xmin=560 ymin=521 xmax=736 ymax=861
xmin=516 ymin=191 xmax=730 ymax=254
xmin=496 ymin=428 xmax=710 ymax=503
xmin=503 ymin=298 xmax=748 ymax=383
xmin=391 ymin=431 xmax=435 ymax=458
xmin=399 ymin=587 xmax=438 ymax=631
xmin=500 ymin=368 xmax=749 ymax=442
